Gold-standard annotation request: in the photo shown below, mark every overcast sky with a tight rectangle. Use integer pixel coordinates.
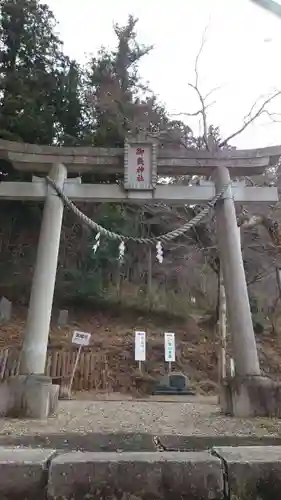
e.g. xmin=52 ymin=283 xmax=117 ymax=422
xmin=46 ymin=0 xmax=281 ymax=149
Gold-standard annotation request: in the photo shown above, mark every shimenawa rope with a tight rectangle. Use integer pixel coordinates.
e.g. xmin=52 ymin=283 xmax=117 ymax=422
xmin=46 ymin=176 xmax=230 ymax=245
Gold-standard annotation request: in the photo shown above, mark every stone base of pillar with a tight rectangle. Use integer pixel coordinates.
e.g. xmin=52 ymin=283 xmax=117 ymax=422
xmin=220 ymin=375 xmax=281 ymax=417
xmin=0 ymin=375 xmax=59 ymax=419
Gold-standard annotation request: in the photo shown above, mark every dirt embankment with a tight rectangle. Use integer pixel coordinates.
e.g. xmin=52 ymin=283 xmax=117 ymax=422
xmin=0 ymin=304 xmax=281 ymax=395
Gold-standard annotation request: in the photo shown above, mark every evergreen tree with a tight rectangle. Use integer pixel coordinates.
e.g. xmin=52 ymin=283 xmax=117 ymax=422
xmin=55 ymin=59 xmax=85 ymax=146
xmin=88 ymin=15 xmax=168 ymax=148
xmin=0 ymin=0 xmax=66 ymax=144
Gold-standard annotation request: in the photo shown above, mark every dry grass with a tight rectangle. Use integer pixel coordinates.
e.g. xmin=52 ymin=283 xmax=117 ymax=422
xmin=1 ymin=305 xmax=281 ymax=396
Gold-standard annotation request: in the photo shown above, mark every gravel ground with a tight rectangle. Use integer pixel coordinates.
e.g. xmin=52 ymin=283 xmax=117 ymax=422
xmin=0 ymin=398 xmax=281 ymax=438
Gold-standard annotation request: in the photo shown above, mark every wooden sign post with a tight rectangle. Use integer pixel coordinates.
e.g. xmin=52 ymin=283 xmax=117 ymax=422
xmin=164 ymin=332 xmax=175 ymax=374
xmin=134 ymin=331 xmax=146 ymax=373
xmin=68 ymin=330 xmax=91 ymax=396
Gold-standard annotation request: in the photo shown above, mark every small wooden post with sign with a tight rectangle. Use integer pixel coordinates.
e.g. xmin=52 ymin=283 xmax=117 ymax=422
xmin=164 ymin=332 xmax=175 ymax=374
xmin=134 ymin=331 xmax=146 ymax=373
xmin=68 ymin=330 xmax=91 ymax=396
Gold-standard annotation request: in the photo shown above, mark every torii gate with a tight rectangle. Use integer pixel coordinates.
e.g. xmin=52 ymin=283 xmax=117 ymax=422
xmin=0 ymin=136 xmax=280 ymax=418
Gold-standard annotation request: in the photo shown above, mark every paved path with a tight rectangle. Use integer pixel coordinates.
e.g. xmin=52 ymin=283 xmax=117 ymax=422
xmin=0 ymin=399 xmax=280 ymax=441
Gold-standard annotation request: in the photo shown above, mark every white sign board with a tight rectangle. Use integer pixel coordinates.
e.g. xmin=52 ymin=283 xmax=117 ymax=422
xmin=134 ymin=331 xmax=146 ymax=361
xmin=164 ymin=332 xmax=175 ymax=362
xmin=127 ymin=144 xmax=152 ymax=188
xmin=72 ymin=330 xmax=91 ymax=346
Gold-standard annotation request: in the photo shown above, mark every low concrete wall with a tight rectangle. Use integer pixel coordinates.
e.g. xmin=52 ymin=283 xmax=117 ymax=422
xmin=48 ymin=451 xmax=223 ymax=500
xmin=213 ymin=446 xmax=281 ymax=500
xmin=1 ymin=445 xmax=281 ymax=499
xmin=0 ymin=447 xmax=56 ymax=499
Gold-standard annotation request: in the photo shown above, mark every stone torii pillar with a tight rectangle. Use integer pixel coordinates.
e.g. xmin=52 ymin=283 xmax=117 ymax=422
xmin=211 ymin=164 xmax=276 ymax=417
xmin=20 ymin=163 xmax=67 ymax=375
xmin=213 ymin=165 xmax=260 ymax=378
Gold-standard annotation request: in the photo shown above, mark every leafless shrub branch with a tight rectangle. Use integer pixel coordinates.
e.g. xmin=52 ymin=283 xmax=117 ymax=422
xmin=169 ymin=101 xmax=215 ymax=119
xmin=218 ymin=90 xmax=281 ymax=147
xmin=203 ymin=85 xmax=223 ymax=101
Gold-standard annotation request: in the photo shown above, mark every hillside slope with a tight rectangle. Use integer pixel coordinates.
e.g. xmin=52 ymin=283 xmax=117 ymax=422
xmin=1 ymin=305 xmax=281 ymax=395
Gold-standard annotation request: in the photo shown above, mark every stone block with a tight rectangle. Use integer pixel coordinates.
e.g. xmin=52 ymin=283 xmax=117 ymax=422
xmin=0 ymin=447 xmax=56 ymax=498
xmin=153 ymin=371 xmax=195 ymax=395
xmin=220 ymin=375 xmax=281 ymax=417
xmin=213 ymin=446 xmax=281 ymax=500
xmin=57 ymin=309 xmax=68 ymax=327
xmin=48 ymin=451 xmax=223 ymax=499
xmin=0 ymin=381 xmax=13 ymax=416
xmin=160 ymin=451 xmax=223 ymax=499
xmin=49 ymin=384 xmax=59 ymax=415
xmin=219 ymin=379 xmax=233 ymax=415
xmin=0 ymin=296 xmax=12 ymax=323
xmin=23 ymin=376 xmax=51 ymax=419
xmin=5 ymin=375 xmax=57 ymax=419
xmin=6 ymin=375 xmax=27 ymax=416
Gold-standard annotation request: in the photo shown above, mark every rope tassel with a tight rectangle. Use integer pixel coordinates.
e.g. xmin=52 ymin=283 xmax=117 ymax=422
xmin=92 ymin=232 xmax=100 ymax=253
xmin=118 ymin=240 xmax=126 ymax=261
xmin=156 ymin=241 xmax=163 ymax=263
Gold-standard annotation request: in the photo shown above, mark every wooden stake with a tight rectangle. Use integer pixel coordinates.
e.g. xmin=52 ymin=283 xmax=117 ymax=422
xmin=0 ymin=349 xmax=9 ymax=380
xmin=68 ymin=345 xmax=82 ymax=397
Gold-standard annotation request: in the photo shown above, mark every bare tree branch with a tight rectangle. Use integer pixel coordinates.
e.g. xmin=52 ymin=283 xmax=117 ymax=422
xmin=186 ymin=24 xmax=211 ymax=149
xmin=262 ymin=109 xmax=281 ymax=123
xmin=218 ymin=90 xmax=281 ymax=147
xmin=247 ymin=269 xmax=276 ymax=287
xmin=203 ymin=85 xmax=223 ymax=102
xmin=169 ymin=109 xmax=207 ymax=118
xmin=245 ymin=176 xmax=255 ymax=186
xmin=194 ymin=25 xmax=208 ymax=88
xmin=188 ymin=82 xmax=209 ymax=149
xmin=169 ymin=100 xmax=215 ymax=119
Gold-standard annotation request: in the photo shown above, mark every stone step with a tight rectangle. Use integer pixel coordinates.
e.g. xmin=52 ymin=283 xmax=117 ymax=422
xmin=1 ymin=445 xmax=281 ymax=499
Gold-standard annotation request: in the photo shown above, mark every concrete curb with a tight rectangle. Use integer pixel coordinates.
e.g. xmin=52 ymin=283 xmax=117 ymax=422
xmin=0 ymin=446 xmax=281 ymax=499
xmin=48 ymin=450 xmax=223 ymax=499
xmin=213 ymin=446 xmax=281 ymax=500
xmin=0 ymin=447 xmax=56 ymax=499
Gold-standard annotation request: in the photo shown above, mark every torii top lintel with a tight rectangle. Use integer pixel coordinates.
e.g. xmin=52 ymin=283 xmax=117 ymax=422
xmin=0 ymin=138 xmax=280 ymax=177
